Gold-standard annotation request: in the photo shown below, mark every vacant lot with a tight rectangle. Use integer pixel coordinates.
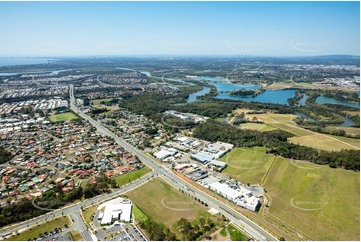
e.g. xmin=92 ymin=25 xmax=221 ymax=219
xmin=289 ymin=134 xmax=359 ymax=151
xmin=113 ymin=166 xmax=151 ymax=187
xmin=325 ymin=126 xmax=360 ymax=137
xmin=49 ymin=112 xmax=78 ymax=122
xmin=270 ymin=123 xmax=312 ymax=136
xmin=263 ymin=156 xmax=360 ymax=241
xmin=7 ymin=216 xmax=71 ymax=241
xmin=91 ymin=99 xmax=113 ymax=105
xmin=239 ymin=123 xmax=276 ymax=132
xmin=69 ymin=231 xmax=84 ymax=241
xmin=132 ymin=204 xmax=147 ymax=223
xmin=83 ymin=204 xmax=98 ymax=224
xmin=126 ymin=178 xmax=220 ymax=238
xmin=219 ymin=147 xmax=275 ymax=185
xmin=233 ymin=108 xmax=359 ymax=151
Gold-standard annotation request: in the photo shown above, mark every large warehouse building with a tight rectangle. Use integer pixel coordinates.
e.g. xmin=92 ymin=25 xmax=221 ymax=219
xmin=208 ymin=181 xmax=260 ymax=212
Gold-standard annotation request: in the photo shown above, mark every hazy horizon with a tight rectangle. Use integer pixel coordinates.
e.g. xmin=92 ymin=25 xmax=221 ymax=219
xmin=0 ymin=1 xmax=359 ymax=56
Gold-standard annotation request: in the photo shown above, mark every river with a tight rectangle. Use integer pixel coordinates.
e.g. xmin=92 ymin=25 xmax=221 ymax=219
xmin=315 ymin=96 xmax=360 ymax=109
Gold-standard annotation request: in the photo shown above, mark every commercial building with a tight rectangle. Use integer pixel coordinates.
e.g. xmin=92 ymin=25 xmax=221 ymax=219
xmin=209 ymin=160 xmax=227 ymax=169
xmin=154 ymin=147 xmax=178 ymax=161
xmin=98 ymin=197 xmax=132 ymax=225
xmin=203 ymin=141 xmax=234 ymax=159
xmin=208 ymin=181 xmax=260 ymax=212
xmin=190 ymin=152 xmax=214 ymax=164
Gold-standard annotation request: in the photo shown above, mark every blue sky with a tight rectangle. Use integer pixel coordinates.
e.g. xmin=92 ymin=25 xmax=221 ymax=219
xmin=0 ymin=1 xmax=359 ymax=56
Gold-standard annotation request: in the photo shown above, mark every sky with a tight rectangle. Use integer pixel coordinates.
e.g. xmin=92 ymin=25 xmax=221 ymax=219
xmin=0 ymin=1 xmax=359 ymax=57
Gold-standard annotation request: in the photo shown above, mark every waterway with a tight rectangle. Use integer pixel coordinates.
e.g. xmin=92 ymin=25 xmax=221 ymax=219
xmin=315 ymin=96 xmax=360 ymax=109
xmin=298 ymin=94 xmax=309 ymax=106
xmin=115 ymin=67 xmax=151 ymax=77
xmin=196 ymin=76 xmax=296 ymax=105
xmin=187 ymin=87 xmax=211 ymax=102
xmin=0 ymin=57 xmax=55 ymax=66
xmin=0 ymin=69 xmax=72 ymax=76
xmin=294 ymin=111 xmax=355 ymax=127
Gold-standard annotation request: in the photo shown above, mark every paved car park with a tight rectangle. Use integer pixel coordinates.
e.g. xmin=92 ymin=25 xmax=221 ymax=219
xmin=36 ymin=228 xmax=71 ymax=241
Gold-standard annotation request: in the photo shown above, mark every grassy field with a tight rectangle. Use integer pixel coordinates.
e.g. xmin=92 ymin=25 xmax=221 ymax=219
xmin=126 ymin=178 xmax=222 ymax=238
xmin=298 ymin=82 xmax=314 ymax=86
xmin=263 ymin=156 xmax=360 ymax=241
xmin=325 ymin=126 xmax=360 ymax=137
xmin=219 ymin=147 xmax=275 ymax=185
xmin=83 ymin=204 xmax=98 ymax=224
xmin=239 ymin=123 xmax=276 ymax=132
xmin=49 ymin=112 xmax=78 ymax=122
xmin=328 ymin=135 xmax=360 ymax=148
xmin=69 ymin=231 xmax=84 ymax=241
xmin=113 ymin=166 xmax=151 ymax=187
xmin=270 ymin=123 xmax=312 ymax=136
xmin=233 ymin=108 xmax=359 ymax=151
xmin=227 ymin=224 xmax=249 ymax=241
xmin=90 ymin=98 xmax=113 ymax=105
xmin=289 ymin=134 xmax=359 ymax=151
xmin=7 ymin=216 xmax=71 ymax=241
xmin=132 ymin=204 xmax=148 ymax=222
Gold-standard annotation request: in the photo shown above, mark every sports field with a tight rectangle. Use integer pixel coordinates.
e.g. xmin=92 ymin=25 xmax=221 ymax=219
xmin=219 ymin=147 xmax=275 ymax=185
xmin=263 ymin=156 xmax=360 ymax=241
xmin=49 ymin=112 xmax=78 ymax=122
xmin=126 ymin=178 xmax=222 ymax=237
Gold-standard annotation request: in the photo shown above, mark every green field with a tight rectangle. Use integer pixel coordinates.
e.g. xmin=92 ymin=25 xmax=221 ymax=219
xmin=234 ymin=108 xmax=359 ymax=151
xmin=83 ymin=204 xmax=98 ymax=224
xmin=7 ymin=216 xmax=71 ymax=241
xmin=219 ymin=147 xmax=275 ymax=185
xmin=49 ymin=112 xmax=78 ymax=122
xmin=298 ymin=82 xmax=314 ymax=86
xmin=239 ymin=123 xmax=276 ymax=132
xmin=132 ymin=204 xmax=148 ymax=222
xmin=227 ymin=224 xmax=249 ymax=241
xmin=325 ymin=126 xmax=360 ymax=137
xmin=270 ymin=123 xmax=313 ymax=136
xmin=289 ymin=134 xmax=359 ymax=151
xmin=90 ymin=99 xmax=113 ymax=105
xmin=113 ymin=166 xmax=151 ymax=187
xmin=69 ymin=230 xmax=84 ymax=241
xmin=263 ymin=156 xmax=360 ymax=241
xmin=126 ymin=178 xmax=223 ymax=238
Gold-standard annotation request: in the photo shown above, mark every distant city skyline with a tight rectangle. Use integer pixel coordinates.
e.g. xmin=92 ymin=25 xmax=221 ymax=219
xmin=0 ymin=1 xmax=359 ymax=57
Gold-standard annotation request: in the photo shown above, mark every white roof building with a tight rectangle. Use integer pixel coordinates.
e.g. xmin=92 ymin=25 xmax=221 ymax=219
xmin=208 ymin=181 xmax=260 ymax=212
xmin=98 ymin=198 xmax=132 ymax=225
xmin=155 ymin=147 xmax=178 ymax=161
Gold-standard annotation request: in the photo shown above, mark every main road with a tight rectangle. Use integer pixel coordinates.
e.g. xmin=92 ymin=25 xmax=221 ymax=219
xmin=68 ymin=85 xmax=277 ymax=241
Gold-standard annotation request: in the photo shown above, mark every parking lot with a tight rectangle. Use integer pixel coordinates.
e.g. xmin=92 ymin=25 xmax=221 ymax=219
xmin=36 ymin=228 xmax=71 ymax=241
xmin=94 ymin=223 xmax=146 ymax=241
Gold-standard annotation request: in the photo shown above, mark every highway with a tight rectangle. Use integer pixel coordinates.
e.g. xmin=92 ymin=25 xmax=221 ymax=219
xmin=68 ymin=84 xmax=277 ymax=241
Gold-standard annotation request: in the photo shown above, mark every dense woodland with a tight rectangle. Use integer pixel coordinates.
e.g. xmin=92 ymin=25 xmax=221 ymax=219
xmin=0 ymin=148 xmax=12 ymax=164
